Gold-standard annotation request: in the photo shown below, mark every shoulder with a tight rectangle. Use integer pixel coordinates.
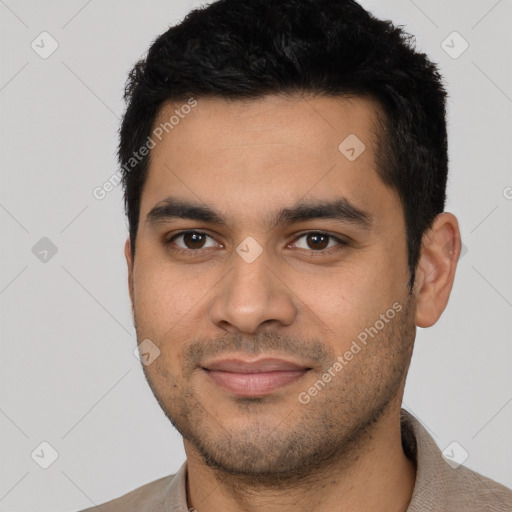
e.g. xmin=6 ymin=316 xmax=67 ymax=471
xmin=449 ymin=463 xmax=512 ymax=510
xmin=401 ymin=409 xmax=512 ymax=511
xmin=75 ymin=473 xmax=177 ymax=512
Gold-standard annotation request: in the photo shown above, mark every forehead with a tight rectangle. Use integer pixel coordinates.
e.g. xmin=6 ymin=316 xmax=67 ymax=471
xmin=140 ymin=94 xmax=400 ymax=231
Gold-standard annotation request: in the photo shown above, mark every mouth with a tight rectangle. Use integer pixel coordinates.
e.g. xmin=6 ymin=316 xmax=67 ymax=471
xmin=201 ymin=356 xmax=312 ymax=397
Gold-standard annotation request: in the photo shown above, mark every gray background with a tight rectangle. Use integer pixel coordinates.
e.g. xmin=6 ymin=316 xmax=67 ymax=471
xmin=1 ymin=0 xmax=511 ymax=510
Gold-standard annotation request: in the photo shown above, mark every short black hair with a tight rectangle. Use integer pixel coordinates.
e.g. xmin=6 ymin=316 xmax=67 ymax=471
xmin=119 ymin=0 xmax=448 ymax=292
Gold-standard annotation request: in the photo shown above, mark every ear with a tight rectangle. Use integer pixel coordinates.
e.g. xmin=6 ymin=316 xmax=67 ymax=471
xmin=413 ymin=213 xmax=462 ymax=328
xmin=124 ymin=237 xmax=135 ymax=309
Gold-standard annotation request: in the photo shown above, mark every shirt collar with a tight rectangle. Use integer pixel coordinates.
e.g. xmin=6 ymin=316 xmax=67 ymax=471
xmin=164 ymin=459 xmax=189 ymax=512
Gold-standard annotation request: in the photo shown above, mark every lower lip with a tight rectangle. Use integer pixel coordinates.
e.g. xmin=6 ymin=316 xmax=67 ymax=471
xmin=204 ymin=369 xmax=309 ymax=397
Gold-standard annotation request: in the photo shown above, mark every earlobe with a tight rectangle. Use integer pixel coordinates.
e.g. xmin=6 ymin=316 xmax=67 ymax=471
xmin=414 ymin=213 xmax=461 ymax=328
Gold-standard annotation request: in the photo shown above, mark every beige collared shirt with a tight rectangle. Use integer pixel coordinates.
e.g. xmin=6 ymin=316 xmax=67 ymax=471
xmin=78 ymin=409 xmax=512 ymax=511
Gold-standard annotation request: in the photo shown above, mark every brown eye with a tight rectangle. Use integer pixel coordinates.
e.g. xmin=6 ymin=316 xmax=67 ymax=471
xmin=166 ymin=231 xmax=217 ymax=251
xmin=305 ymin=233 xmax=329 ymax=250
xmin=181 ymin=232 xmax=207 ymax=249
xmin=293 ymin=232 xmax=347 ymax=252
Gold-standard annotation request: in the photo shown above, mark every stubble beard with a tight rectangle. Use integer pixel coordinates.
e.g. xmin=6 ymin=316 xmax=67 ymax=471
xmin=137 ymin=296 xmax=416 ymax=488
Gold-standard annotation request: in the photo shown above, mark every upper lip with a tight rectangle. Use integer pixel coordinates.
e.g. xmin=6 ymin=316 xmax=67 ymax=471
xmin=202 ymin=356 xmax=311 ymax=373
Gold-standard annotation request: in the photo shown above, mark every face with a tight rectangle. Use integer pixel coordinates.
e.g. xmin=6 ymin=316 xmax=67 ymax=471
xmin=125 ymin=94 xmax=418 ymax=483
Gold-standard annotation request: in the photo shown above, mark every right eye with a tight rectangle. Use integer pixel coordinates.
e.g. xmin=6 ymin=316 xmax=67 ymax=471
xmin=163 ymin=230 xmax=221 ymax=254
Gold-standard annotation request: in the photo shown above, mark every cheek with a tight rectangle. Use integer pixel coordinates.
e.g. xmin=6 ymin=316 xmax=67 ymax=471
xmin=132 ymin=259 xmax=209 ymax=338
xmin=290 ymin=269 xmax=364 ymax=340
xmin=297 ymin=259 xmax=402 ymax=343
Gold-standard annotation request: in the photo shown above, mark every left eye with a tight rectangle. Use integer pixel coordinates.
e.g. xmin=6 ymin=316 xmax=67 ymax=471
xmin=292 ymin=232 xmax=347 ymax=251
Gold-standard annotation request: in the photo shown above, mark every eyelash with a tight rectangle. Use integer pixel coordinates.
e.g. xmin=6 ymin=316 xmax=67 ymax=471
xmin=163 ymin=230 xmax=348 ymax=257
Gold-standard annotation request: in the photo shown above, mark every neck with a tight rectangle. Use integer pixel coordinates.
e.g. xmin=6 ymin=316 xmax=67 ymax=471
xmin=184 ymin=404 xmax=416 ymax=512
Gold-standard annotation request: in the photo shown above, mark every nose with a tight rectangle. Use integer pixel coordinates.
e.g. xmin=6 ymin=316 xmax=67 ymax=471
xmin=209 ymin=246 xmax=297 ymax=335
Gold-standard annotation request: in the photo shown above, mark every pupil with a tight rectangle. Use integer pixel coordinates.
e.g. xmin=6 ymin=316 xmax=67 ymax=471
xmin=185 ymin=232 xmax=205 ymax=249
xmin=308 ymin=233 xmax=328 ymax=250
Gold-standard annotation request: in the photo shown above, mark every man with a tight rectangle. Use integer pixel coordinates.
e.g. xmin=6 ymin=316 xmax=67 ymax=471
xmin=80 ymin=0 xmax=512 ymax=510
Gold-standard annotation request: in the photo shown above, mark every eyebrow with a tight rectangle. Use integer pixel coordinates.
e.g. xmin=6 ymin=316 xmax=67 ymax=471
xmin=145 ymin=196 xmax=373 ymax=231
